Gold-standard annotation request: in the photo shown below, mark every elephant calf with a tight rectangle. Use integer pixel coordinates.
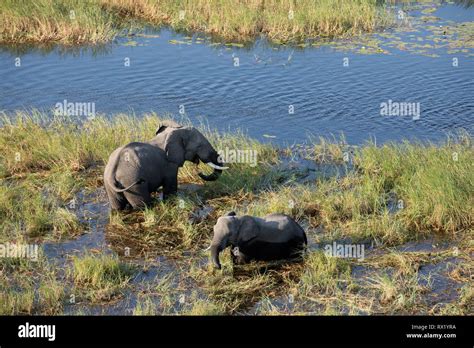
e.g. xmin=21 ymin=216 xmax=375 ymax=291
xmin=103 ymin=121 xmax=227 ymax=210
xmin=210 ymin=212 xmax=307 ymax=269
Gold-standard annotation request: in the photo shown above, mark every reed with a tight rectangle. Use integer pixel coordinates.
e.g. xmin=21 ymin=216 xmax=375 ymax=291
xmin=0 ymin=0 xmax=392 ymax=44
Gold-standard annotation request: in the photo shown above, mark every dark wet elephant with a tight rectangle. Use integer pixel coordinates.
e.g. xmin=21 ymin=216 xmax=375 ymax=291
xmin=104 ymin=121 xmax=227 ymax=210
xmin=209 ymin=212 xmax=307 ymax=269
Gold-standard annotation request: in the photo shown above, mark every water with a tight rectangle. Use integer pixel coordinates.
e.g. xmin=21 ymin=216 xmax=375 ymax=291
xmin=0 ymin=2 xmax=473 ymax=145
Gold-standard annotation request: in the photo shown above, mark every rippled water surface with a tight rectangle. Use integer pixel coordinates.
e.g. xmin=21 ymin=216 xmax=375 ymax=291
xmin=0 ymin=2 xmax=473 ymax=145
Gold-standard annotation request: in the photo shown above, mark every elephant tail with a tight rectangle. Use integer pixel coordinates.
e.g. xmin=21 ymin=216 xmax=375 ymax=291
xmin=109 ymin=178 xmax=144 ymax=192
xmin=105 ymin=147 xmax=144 ymax=193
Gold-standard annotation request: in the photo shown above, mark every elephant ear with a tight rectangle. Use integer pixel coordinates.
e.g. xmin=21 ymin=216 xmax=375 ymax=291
xmin=155 ymin=120 xmax=182 ymax=135
xmin=164 ymin=130 xmax=185 ymax=166
xmin=155 ymin=125 xmax=167 ymax=135
xmin=237 ymin=216 xmax=258 ymax=243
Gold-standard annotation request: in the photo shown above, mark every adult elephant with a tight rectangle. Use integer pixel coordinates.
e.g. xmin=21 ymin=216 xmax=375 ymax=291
xmin=209 ymin=212 xmax=307 ymax=269
xmin=103 ymin=121 xmax=227 ymax=210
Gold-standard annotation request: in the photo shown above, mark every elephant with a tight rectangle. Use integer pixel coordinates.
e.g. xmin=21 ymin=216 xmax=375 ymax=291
xmin=209 ymin=212 xmax=307 ymax=269
xmin=103 ymin=121 xmax=228 ymax=210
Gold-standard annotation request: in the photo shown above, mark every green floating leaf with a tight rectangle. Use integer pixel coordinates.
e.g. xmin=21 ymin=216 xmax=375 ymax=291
xmin=122 ymin=40 xmax=138 ymax=47
xmin=169 ymin=39 xmax=192 ymax=45
xmin=225 ymin=43 xmax=244 ymax=48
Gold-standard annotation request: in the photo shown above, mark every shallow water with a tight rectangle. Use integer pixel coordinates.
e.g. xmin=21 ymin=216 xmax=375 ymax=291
xmin=0 ymin=2 xmax=473 ymax=145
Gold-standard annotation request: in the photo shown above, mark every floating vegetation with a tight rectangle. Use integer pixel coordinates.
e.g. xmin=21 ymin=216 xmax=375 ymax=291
xmin=225 ymin=43 xmax=245 ymax=48
xmin=121 ymin=40 xmax=138 ymax=46
xmin=168 ymin=39 xmax=192 ymax=45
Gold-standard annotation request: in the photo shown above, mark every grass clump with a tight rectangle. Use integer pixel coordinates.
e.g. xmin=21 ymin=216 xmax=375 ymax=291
xmin=298 ymin=251 xmax=352 ymax=296
xmin=0 ymin=284 xmax=35 ymax=315
xmin=70 ymin=253 xmax=136 ymax=302
xmin=0 ymin=0 xmax=118 ymax=45
xmin=0 ymin=174 xmax=81 ymax=242
xmin=133 ymin=296 xmax=158 ymax=315
xmin=185 ymin=299 xmax=226 ymax=315
xmin=0 ymin=255 xmax=65 ymax=315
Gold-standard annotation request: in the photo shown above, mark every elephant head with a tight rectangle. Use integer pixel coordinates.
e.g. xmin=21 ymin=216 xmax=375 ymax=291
xmin=153 ymin=122 xmax=228 ymax=181
xmin=210 ymin=212 xmax=258 ymax=269
xmin=210 ymin=212 xmax=238 ymax=269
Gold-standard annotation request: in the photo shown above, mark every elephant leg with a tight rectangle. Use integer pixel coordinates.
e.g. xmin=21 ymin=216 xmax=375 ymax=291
xmin=123 ymin=182 xmax=152 ymax=209
xmin=105 ymin=185 xmax=128 ymax=211
xmin=162 ymin=175 xmax=178 ymax=200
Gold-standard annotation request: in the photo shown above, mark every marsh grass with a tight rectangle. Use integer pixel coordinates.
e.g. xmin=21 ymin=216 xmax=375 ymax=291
xmin=0 ymin=254 xmax=65 ymax=315
xmin=0 ymin=174 xmax=82 ymax=242
xmin=37 ymin=274 xmax=66 ymax=315
xmin=70 ymin=253 xmax=136 ymax=302
xmin=242 ymin=136 xmax=473 ymax=245
xmin=429 ymin=280 xmax=473 ymax=315
xmin=102 ymin=0 xmax=392 ymax=43
xmin=0 ymin=286 xmax=35 ymax=315
xmin=133 ymin=296 xmax=158 ymax=315
xmin=106 ymin=194 xmax=217 ymax=257
xmin=366 ymin=270 xmax=427 ymax=313
xmin=184 ymin=299 xmax=226 ymax=315
xmin=188 ymin=253 xmax=305 ymax=314
xmin=0 ymin=0 xmax=392 ymax=45
xmin=0 ymin=0 xmax=118 ymax=45
xmin=0 ymin=110 xmax=472 ymax=315
xmin=297 ymin=251 xmax=352 ymax=296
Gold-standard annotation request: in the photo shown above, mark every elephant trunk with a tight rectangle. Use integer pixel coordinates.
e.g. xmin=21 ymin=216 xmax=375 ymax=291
xmin=210 ymin=243 xmax=222 ymax=269
xmin=198 ymin=167 xmax=222 ymax=181
xmin=198 ymin=152 xmax=227 ymax=182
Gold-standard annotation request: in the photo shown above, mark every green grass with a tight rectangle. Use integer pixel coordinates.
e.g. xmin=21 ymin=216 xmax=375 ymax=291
xmin=241 ymin=137 xmax=473 ymax=245
xmin=0 ymin=0 xmax=119 ymax=44
xmin=70 ymin=253 xmax=136 ymax=302
xmin=133 ymin=296 xmax=158 ymax=315
xmin=298 ymin=251 xmax=352 ymax=296
xmin=0 ymin=254 xmax=65 ymax=315
xmin=0 ymin=172 xmax=82 ymax=242
xmin=0 ymin=0 xmax=393 ymax=45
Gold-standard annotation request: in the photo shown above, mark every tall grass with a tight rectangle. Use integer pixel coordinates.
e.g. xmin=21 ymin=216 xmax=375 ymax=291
xmin=0 ymin=0 xmax=118 ymax=44
xmin=0 ymin=0 xmax=392 ymax=44
xmin=242 ymin=138 xmax=473 ymax=244
xmin=104 ymin=0 xmax=392 ymax=43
